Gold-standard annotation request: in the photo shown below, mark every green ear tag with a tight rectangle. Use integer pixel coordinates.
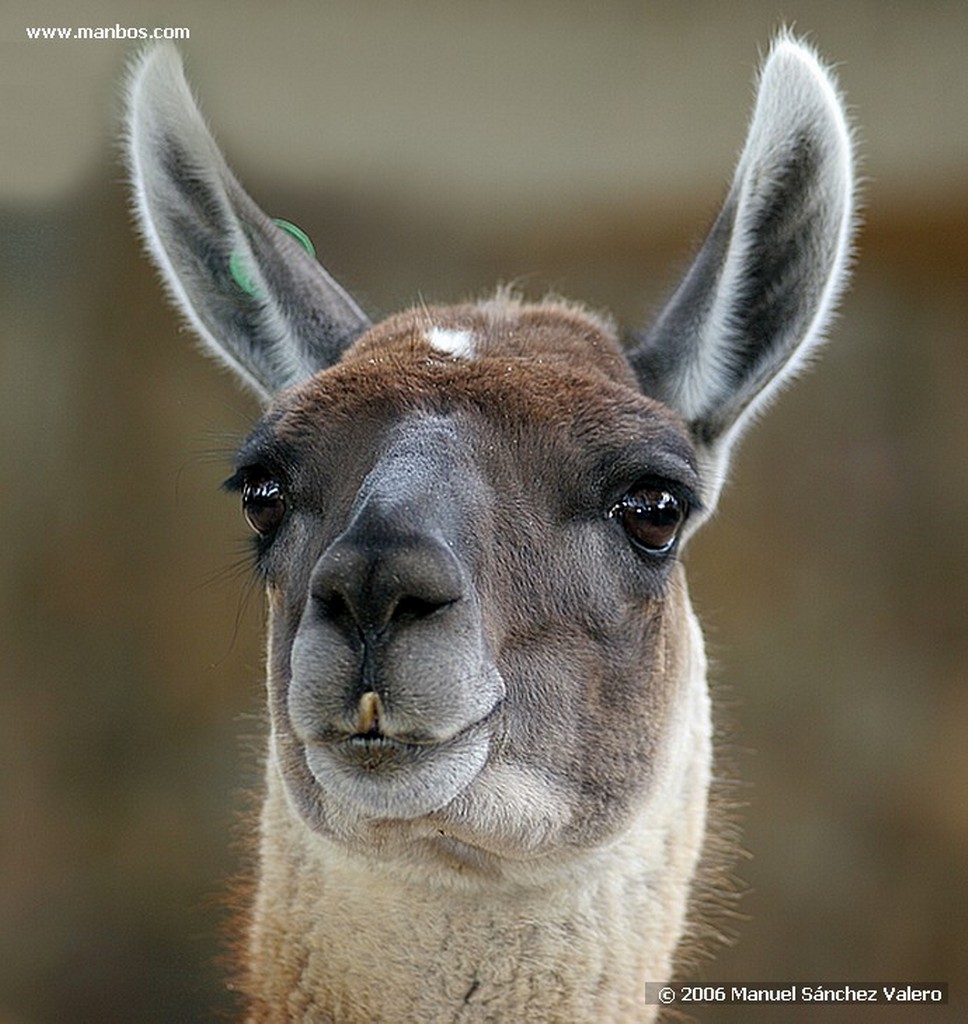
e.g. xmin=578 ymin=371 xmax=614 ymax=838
xmin=273 ymin=218 xmax=316 ymax=259
xmin=228 ymin=218 xmax=316 ymax=297
xmin=228 ymin=248 xmax=262 ymax=298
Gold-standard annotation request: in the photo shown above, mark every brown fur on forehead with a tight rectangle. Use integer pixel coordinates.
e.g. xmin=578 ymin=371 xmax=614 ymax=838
xmin=342 ymin=293 xmax=636 ymax=388
xmin=269 ymin=296 xmax=692 ymax=453
xmin=272 ymin=339 xmax=690 ymax=457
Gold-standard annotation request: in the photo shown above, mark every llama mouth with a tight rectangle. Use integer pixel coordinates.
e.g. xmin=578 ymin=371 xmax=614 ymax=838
xmin=339 ymin=733 xmax=439 ymax=769
xmin=301 ymin=721 xmax=492 ymax=821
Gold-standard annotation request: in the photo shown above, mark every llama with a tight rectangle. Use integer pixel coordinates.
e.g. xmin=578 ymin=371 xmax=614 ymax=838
xmin=126 ymin=34 xmax=854 ymax=1023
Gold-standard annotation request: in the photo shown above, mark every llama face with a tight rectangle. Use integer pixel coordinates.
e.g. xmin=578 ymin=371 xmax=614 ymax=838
xmin=228 ymin=301 xmax=702 ymax=867
xmin=126 ymin=34 xmax=854 ymax=869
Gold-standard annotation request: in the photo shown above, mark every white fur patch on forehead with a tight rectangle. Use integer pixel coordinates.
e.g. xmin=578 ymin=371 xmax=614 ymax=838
xmin=426 ymin=326 xmax=475 ymax=359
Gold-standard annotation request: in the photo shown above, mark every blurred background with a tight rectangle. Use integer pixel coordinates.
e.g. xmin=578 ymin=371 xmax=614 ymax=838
xmin=2 ymin=1 xmax=965 ymax=1021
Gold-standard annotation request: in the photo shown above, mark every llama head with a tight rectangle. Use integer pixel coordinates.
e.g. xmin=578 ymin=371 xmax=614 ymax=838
xmin=126 ymin=36 xmax=853 ymax=875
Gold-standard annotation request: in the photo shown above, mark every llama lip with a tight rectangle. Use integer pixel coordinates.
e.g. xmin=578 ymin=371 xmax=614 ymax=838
xmin=346 ymin=731 xmax=436 ymax=748
xmin=301 ymin=719 xmax=492 ymax=820
xmin=301 ymin=711 xmax=485 ymax=750
xmin=341 ymin=733 xmax=439 ymax=765
xmin=339 ymin=736 xmax=414 ymax=773
xmin=311 ymin=712 xmax=490 ymax=765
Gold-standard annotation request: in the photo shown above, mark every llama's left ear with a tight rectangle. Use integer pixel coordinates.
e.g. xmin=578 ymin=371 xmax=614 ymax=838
xmin=126 ymin=44 xmax=371 ymax=401
xmin=628 ymin=35 xmax=855 ymax=509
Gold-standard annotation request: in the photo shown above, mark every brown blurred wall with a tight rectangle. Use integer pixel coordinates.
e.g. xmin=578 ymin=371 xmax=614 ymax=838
xmin=2 ymin=2 xmax=966 ymax=1021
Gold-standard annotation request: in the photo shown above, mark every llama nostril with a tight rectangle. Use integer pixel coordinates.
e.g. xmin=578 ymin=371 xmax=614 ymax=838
xmin=312 ymin=588 xmax=360 ymax=640
xmin=392 ymin=594 xmax=457 ymax=622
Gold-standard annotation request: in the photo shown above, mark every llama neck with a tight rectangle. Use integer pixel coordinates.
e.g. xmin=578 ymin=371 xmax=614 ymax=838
xmin=243 ymin=670 xmax=710 ymax=1024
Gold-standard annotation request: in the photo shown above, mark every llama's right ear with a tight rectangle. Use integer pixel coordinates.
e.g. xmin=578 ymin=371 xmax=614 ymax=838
xmin=125 ymin=44 xmax=371 ymax=401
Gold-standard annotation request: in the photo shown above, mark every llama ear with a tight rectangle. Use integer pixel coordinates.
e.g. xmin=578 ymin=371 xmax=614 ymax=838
xmin=125 ymin=44 xmax=371 ymax=401
xmin=628 ymin=35 xmax=855 ymax=509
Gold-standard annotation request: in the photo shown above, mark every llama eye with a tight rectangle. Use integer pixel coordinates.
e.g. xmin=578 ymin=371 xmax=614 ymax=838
xmin=242 ymin=477 xmax=286 ymax=535
xmin=612 ymin=486 xmax=686 ymax=554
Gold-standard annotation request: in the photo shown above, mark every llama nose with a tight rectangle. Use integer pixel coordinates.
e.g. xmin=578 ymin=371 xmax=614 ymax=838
xmin=309 ymin=529 xmax=466 ymax=640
